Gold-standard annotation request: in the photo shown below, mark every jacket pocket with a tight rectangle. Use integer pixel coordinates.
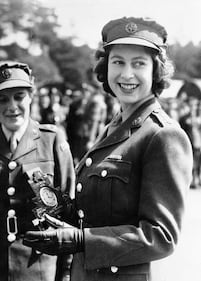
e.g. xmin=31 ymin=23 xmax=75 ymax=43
xmin=87 ymin=159 xmax=132 ymax=225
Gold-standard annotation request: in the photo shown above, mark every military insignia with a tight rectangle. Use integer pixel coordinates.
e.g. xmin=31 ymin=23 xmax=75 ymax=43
xmin=26 ymin=169 xmax=64 ymax=230
xmin=131 ymin=117 xmax=142 ymax=127
xmin=60 ymin=141 xmax=69 ymax=151
xmin=1 ymin=68 xmax=12 ymax=79
xmin=125 ymin=22 xmax=138 ymax=34
xmin=40 ymin=187 xmax=58 ymax=207
xmin=106 ymin=155 xmax=122 ymax=160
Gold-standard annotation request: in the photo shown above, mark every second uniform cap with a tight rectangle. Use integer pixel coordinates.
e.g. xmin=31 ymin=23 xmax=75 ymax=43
xmin=0 ymin=61 xmax=34 ymax=91
xmin=102 ymin=17 xmax=168 ymax=51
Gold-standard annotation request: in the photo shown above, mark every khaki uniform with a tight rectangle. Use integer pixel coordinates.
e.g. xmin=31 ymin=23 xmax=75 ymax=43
xmin=69 ymin=97 xmax=193 ymax=281
xmin=0 ymin=119 xmax=75 ymax=281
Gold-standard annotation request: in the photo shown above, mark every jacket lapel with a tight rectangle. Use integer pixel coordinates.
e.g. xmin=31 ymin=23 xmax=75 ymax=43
xmin=12 ymin=119 xmax=39 ymax=160
xmin=0 ymin=126 xmax=11 ymax=159
xmin=92 ymin=124 xmax=130 ymax=150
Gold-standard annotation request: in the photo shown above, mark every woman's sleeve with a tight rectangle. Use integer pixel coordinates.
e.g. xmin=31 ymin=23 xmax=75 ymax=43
xmin=54 ymin=127 xmax=75 ymax=199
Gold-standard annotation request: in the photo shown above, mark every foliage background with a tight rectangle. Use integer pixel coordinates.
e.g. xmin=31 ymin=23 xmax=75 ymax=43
xmin=1 ymin=0 xmax=201 ymax=91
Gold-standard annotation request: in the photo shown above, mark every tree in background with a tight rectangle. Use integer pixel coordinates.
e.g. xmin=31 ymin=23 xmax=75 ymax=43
xmin=0 ymin=0 xmax=93 ymax=89
xmin=1 ymin=0 xmax=201 ymax=90
xmin=169 ymin=42 xmax=201 ymax=79
xmin=49 ymin=38 xmax=94 ymax=90
xmin=0 ymin=0 xmax=62 ymax=84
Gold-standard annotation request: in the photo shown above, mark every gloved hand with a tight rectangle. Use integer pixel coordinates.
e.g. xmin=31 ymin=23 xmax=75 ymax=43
xmin=23 ymin=214 xmax=84 ymax=255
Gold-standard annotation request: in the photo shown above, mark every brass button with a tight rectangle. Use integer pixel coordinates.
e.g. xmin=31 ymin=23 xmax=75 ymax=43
xmin=101 ymin=170 xmax=107 ymax=177
xmin=78 ymin=209 xmax=84 ymax=219
xmin=111 ymin=266 xmax=118 ymax=273
xmin=76 ymin=183 xmax=83 ymax=192
xmin=8 ymin=161 xmax=17 ymax=170
xmin=8 ymin=209 xmax=16 ymax=217
xmin=85 ymin=157 xmax=92 ymax=167
xmin=7 ymin=187 xmax=15 ymax=196
xmin=7 ymin=233 xmax=16 ymax=242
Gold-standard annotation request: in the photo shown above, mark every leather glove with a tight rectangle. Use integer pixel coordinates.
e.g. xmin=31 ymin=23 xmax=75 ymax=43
xmin=23 ymin=214 xmax=84 ymax=255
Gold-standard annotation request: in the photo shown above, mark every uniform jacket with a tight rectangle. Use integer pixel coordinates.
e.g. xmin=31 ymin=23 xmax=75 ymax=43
xmin=70 ymin=97 xmax=193 ymax=281
xmin=0 ymin=119 xmax=75 ymax=281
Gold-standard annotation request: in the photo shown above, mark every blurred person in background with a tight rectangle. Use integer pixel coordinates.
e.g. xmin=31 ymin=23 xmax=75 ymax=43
xmin=61 ymin=88 xmax=74 ymax=118
xmin=30 ymin=92 xmax=41 ymax=122
xmin=38 ymin=87 xmax=50 ymax=121
xmin=164 ymin=97 xmax=179 ymax=121
xmin=0 ymin=61 xmax=75 ymax=281
xmin=176 ymin=90 xmax=190 ymax=121
xmin=66 ymin=87 xmax=92 ymax=164
xmin=40 ymin=87 xmax=68 ymax=139
xmin=179 ymin=96 xmax=201 ymax=188
xmin=104 ymin=93 xmax=121 ymax=124
xmin=66 ymin=84 xmax=107 ymax=165
xmin=177 ymin=78 xmax=201 ymax=188
xmin=177 ymin=78 xmax=201 ymax=101
xmin=24 ymin=17 xmax=193 ymax=281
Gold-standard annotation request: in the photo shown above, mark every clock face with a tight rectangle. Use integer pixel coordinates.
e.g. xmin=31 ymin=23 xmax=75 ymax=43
xmin=40 ymin=187 xmax=58 ymax=207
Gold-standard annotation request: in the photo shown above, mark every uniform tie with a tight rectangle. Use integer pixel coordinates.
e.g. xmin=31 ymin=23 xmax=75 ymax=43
xmin=10 ymin=132 xmax=18 ymax=154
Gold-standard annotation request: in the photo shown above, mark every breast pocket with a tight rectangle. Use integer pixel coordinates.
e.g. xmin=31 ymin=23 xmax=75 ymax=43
xmin=87 ymin=159 xmax=131 ymax=225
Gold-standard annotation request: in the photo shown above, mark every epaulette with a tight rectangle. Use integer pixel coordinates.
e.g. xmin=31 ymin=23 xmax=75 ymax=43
xmin=151 ymin=108 xmax=174 ymax=127
xmin=39 ymin=124 xmax=57 ymax=132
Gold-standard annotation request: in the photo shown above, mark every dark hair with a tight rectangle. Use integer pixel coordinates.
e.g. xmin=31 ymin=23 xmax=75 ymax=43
xmin=94 ymin=45 xmax=174 ymax=97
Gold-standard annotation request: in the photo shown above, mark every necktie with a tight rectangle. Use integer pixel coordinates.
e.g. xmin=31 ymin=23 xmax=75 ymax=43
xmin=10 ymin=133 xmax=18 ymax=154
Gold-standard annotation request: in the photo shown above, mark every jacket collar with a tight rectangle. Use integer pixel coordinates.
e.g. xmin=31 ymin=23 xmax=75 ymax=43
xmin=0 ymin=119 xmax=40 ymax=160
xmin=76 ymin=97 xmax=161 ymax=173
xmin=91 ymin=96 xmax=159 ymax=151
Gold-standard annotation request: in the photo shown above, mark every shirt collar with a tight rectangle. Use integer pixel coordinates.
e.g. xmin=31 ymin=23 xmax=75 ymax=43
xmin=2 ymin=119 xmax=29 ymax=142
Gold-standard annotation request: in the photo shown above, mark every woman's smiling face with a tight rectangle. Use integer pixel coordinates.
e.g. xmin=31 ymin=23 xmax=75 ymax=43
xmin=0 ymin=87 xmax=32 ymax=132
xmin=108 ymin=44 xmax=154 ymax=110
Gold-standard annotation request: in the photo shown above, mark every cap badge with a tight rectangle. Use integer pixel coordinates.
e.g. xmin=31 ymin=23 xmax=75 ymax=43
xmin=125 ymin=22 xmax=138 ymax=34
xmin=1 ymin=68 xmax=12 ymax=79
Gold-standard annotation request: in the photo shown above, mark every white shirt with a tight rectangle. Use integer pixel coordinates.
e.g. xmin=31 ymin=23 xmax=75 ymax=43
xmin=2 ymin=119 xmax=29 ymax=143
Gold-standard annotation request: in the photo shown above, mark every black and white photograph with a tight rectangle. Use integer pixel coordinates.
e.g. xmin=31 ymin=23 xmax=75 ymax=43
xmin=0 ymin=1 xmax=201 ymax=281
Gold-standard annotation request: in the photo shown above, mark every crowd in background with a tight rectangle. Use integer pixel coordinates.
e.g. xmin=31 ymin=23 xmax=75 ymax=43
xmin=30 ymin=79 xmax=201 ymax=189
xmin=30 ymin=83 xmax=120 ymax=165
xmin=162 ymin=79 xmax=201 ymax=189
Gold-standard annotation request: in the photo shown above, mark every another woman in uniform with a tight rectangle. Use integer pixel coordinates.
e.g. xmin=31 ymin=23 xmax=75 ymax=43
xmin=0 ymin=60 xmax=75 ymax=281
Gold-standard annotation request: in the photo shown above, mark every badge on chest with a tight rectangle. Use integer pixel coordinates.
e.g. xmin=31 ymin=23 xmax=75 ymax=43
xmin=26 ymin=168 xmax=64 ymax=230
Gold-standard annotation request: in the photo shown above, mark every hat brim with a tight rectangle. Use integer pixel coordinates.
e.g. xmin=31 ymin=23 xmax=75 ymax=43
xmin=104 ymin=37 xmax=160 ymax=51
xmin=0 ymin=80 xmax=33 ymax=91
